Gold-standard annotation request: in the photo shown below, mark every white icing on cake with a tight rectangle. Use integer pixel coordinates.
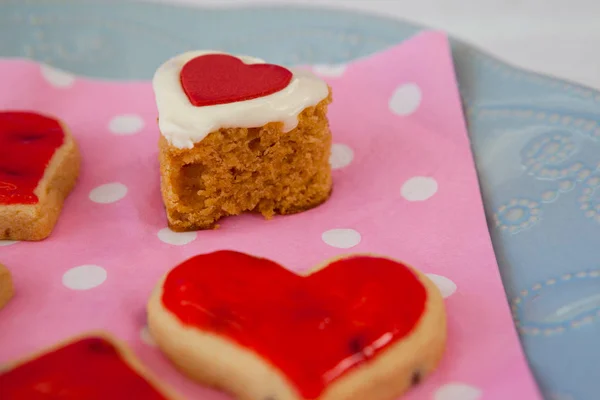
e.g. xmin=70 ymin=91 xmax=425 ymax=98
xmin=152 ymin=50 xmax=330 ymax=149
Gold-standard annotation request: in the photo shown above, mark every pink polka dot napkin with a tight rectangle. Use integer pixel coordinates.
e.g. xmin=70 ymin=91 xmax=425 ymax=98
xmin=0 ymin=31 xmax=541 ymax=399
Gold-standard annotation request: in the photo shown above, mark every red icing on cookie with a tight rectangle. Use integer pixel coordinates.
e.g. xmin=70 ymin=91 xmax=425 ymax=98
xmin=162 ymin=251 xmax=427 ymax=398
xmin=180 ymin=54 xmax=293 ymax=107
xmin=0 ymin=337 xmax=168 ymax=399
xmin=0 ymin=111 xmax=65 ymax=205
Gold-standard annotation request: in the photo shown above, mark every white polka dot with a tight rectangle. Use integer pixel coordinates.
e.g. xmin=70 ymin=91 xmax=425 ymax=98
xmin=401 ymin=176 xmax=438 ymax=201
xmin=389 ymin=83 xmax=422 ymax=116
xmin=426 ymin=274 xmax=457 ymax=298
xmin=108 ymin=114 xmax=144 ymax=135
xmin=140 ymin=326 xmax=156 ymax=346
xmin=0 ymin=240 xmax=18 ymax=246
xmin=62 ymin=265 xmax=107 ymax=290
xmin=89 ymin=182 xmax=128 ymax=204
xmin=434 ymin=383 xmax=482 ymax=400
xmin=321 ymin=228 xmax=361 ymax=249
xmin=40 ymin=64 xmax=75 ymax=88
xmin=157 ymin=228 xmax=197 ymax=246
xmin=313 ymin=64 xmax=347 ymax=77
xmin=329 ymin=143 xmax=354 ymax=169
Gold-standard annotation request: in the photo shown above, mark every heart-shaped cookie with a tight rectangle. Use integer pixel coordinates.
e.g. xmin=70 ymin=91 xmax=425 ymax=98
xmin=0 ymin=111 xmax=80 ymax=241
xmin=0 ymin=111 xmax=65 ymax=205
xmin=0 ymin=334 xmax=178 ymax=399
xmin=179 ymin=54 xmax=293 ymax=107
xmin=148 ymin=251 xmax=446 ymax=400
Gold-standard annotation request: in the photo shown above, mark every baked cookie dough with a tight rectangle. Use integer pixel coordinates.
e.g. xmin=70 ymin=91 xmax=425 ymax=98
xmin=0 ymin=332 xmax=181 ymax=399
xmin=148 ymin=250 xmax=447 ymax=400
xmin=0 ymin=111 xmax=80 ymax=241
xmin=0 ymin=263 xmax=13 ymax=310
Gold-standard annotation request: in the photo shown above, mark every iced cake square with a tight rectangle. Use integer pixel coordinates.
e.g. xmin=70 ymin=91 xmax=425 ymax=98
xmin=153 ymin=51 xmax=332 ymax=230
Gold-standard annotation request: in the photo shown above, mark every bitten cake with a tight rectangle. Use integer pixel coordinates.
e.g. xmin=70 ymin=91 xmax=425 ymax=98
xmin=147 ymin=250 xmax=447 ymax=400
xmin=0 ymin=263 xmax=13 ymax=310
xmin=152 ymin=51 xmax=333 ymax=230
xmin=0 ymin=333 xmax=180 ymax=399
xmin=0 ymin=111 xmax=80 ymax=241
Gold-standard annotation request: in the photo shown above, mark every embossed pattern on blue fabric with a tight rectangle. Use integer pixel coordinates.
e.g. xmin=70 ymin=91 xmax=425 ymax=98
xmin=1 ymin=1 xmax=599 ymax=399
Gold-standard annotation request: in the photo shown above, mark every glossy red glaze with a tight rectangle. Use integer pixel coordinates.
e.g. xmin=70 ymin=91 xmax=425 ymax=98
xmin=162 ymin=250 xmax=427 ymax=398
xmin=0 ymin=337 xmax=168 ymax=399
xmin=180 ymin=54 xmax=293 ymax=107
xmin=0 ymin=111 xmax=65 ymax=205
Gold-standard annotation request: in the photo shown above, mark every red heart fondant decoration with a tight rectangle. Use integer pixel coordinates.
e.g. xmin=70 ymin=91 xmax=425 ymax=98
xmin=162 ymin=251 xmax=427 ymax=398
xmin=0 ymin=337 xmax=169 ymax=399
xmin=179 ymin=54 xmax=293 ymax=107
xmin=0 ymin=111 xmax=65 ymax=205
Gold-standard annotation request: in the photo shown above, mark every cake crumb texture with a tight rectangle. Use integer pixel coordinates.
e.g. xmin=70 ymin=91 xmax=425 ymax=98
xmin=159 ymin=93 xmax=333 ymax=231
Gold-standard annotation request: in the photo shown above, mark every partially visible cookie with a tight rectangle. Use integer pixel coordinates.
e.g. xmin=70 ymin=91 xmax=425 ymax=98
xmin=0 ymin=333 xmax=181 ymax=399
xmin=0 ymin=263 xmax=13 ymax=310
xmin=0 ymin=111 xmax=80 ymax=241
xmin=148 ymin=250 xmax=447 ymax=400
